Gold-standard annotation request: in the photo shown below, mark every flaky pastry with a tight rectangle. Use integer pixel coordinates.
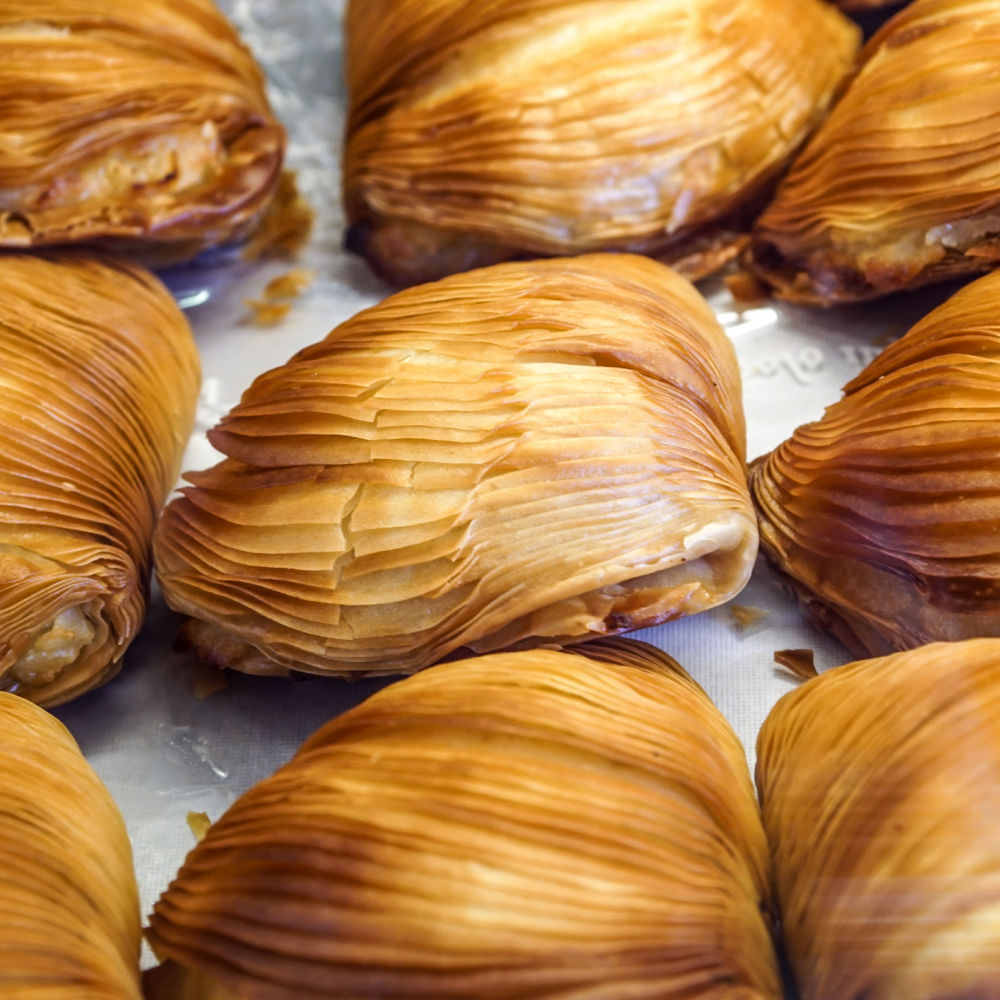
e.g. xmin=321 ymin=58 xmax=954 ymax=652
xmin=758 ymin=638 xmax=1000 ymax=999
xmin=0 ymin=253 xmax=199 ymax=705
xmin=0 ymin=692 xmax=141 ymax=997
xmin=749 ymin=0 xmax=1000 ymax=304
xmin=343 ymin=0 xmax=858 ymax=286
xmin=154 ymin=254 xmax=756 ymax=678
xmin=0 ymin=0 xmax=285 ymax=261
xmin=146 ymin=640 xmax=780 ymax=999
xmin=750 ymin=269 xmax=1000 ymax=657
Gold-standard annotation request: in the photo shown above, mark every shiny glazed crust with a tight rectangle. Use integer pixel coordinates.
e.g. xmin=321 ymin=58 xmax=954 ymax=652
xmin=757 ymin=639 xmax=1000 ymax=999
xmin=0 ymin=253 xmax=200 ymax=705
xmin=154 ymin=254 xmax=757 ymax=679
xmin=0 ymin=0 xmax=285 ymax=259
xmin=343 ymin=0 xmax=859 ymax=286
xmin=146 ymin=641 xmax=780 ymax=999
xmin=0 ymin=692 xmax=141 ymax=997
xmin=749 ymin=269 xmax=1000 ymax=658
xmin=749 ymin=0 xmax=1000 ymax=304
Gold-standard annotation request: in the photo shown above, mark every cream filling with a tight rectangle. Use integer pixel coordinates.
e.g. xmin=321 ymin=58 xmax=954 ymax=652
xmin=36 ymin=123 xmax=225 ymax=207
xmin=10 ymin=605 xmax=95 ymax=687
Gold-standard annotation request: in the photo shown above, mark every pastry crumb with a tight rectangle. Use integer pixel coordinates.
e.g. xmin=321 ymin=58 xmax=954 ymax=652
xmin=245 ymin=266 xmax=315 ymax=326
xmin=725 ymin=269 xmax=771 ymax=305
xmin=244 ymin=298 xmax=292 ymax=326
xmin=264 ymin=267 xmax=314 ymax=299
xmin=186 ymin=811 xmax=212 ymax=842
xmin=774 ymin=648 xmax=817 ymax=680
xmin=730 ymin=604 xmax=769 ymax=628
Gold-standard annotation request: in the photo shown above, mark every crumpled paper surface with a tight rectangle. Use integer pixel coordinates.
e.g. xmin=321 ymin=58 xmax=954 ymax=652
xmin=48 ymin=0 xmax=960 ymax=967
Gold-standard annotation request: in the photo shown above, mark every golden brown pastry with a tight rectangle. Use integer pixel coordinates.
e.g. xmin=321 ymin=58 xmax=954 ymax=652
xmin=757 ymin=638 xmax=1000 ymax=1000
xmin=145 ymin=640 xmax=781 ymax=1000
xmin=0 ymin=252 xmax=200 ymax=705
xmin=0 ymin=1 xmax=284 ymax=261
xmin=154 ymin=254 xmax=756 ymax=679
xmin=749 ymin=0 xmax=1000 ymax=304
xmin=749 ymin=269 xmax=1000 ymax=658
xmin=0 ymin=691 xmax=141 ymax=997
xmin=343 ymin=0 xmax=859 ymax=287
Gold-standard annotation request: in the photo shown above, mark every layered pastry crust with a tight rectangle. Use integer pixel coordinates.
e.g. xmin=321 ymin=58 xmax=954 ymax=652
xmin=155 ymin=254 xmax=756 ymax=678
xmin=0 ymin=253 xmax=199 ymax=704
xmin=750 ymin=269 xmax=1000 ymax=657
xmin=0 ymin=0 xmax=285 ymax=260
xmin=146 ymin=641 xmax=780 ymax=999
xmin=0 ymin=692 xmax=141 ymax=997
xmin=344 ymin=0 xmax=859 ymax=286
xmin=758 ymin=639 xmax=1000 ymax=1000
xmin=749 ymin=0 xmax=1000 ymax=303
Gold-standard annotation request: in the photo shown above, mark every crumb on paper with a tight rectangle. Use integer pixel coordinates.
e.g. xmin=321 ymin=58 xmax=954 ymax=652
xmin=186 ymin=811 xmax=212 ymax=843
xmin=774 ymin=648 xmax=818 ymax=680
xmin=725 ymin=269 xmax=771 ymax=305
xmin=192 ymin=661 xmax=229 ymax=700
xmin=730 ymin=604 xmax=769 ymax=629
xmin=242 ymin=169 xmax=314 ymax=261
xmin=244 ymin=298 xmax=292 ymax=326
xmin=264 ymin=267 xmax=314 ymax=300
xmin=245 ymin=266 xmax=315 ymax=327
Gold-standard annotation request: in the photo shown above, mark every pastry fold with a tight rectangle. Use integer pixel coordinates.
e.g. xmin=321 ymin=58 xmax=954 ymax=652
xmin=154 ymin=254 xmax=756 ymax=679
xmin=343 ymin=0 xmax=859 ymax=286
xmin=749 ymin=0 xmax=1000 ymax=304
xmin=0 ymin=0 xmax=284 ymax=261
xmin=146 ymin=640 xmax=781 ymax=1000
xmin=0 ymin=253 xmax=200 ymax=705
xmin=749 ymin=269 xmax=1000 ymax=658
xmin=757 ymin=638 xmax=1000 ymax=1000
xmin=0 ymin=692 xmax=141 ymax=998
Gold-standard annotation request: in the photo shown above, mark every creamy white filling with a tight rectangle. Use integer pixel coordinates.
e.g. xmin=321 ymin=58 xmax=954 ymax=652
xmin=11 ymin=605 xmax=95 ymax=686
